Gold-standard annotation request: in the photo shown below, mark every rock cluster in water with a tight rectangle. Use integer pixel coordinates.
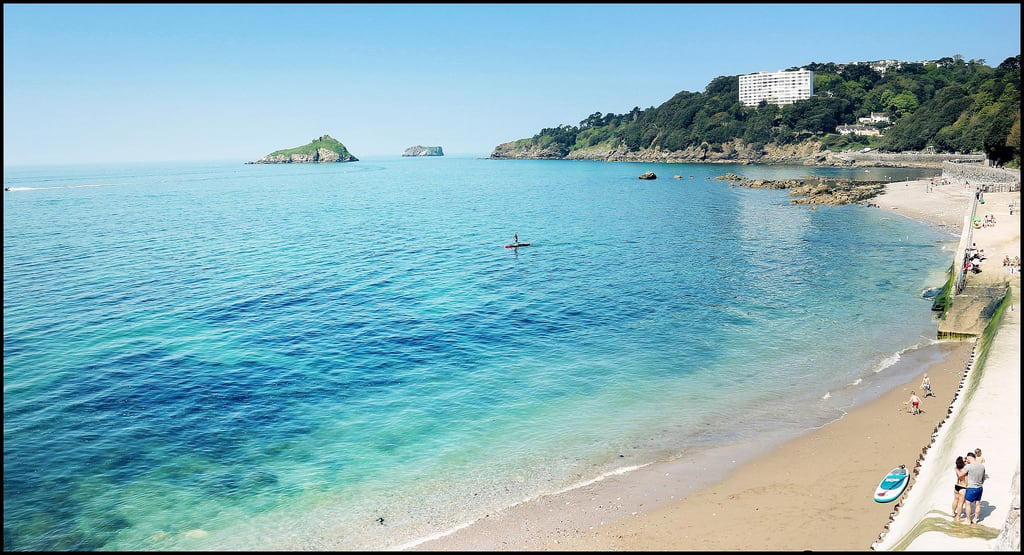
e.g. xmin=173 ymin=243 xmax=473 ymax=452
xmin=638 ymin=172 xmax=657 ymax=180
xmin=714 ymin=173 xmax=887 ymax=205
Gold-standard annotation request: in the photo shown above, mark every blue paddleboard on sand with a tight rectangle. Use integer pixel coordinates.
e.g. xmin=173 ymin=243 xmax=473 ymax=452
xmin=873 ymin=465 xmax=909 ymax=503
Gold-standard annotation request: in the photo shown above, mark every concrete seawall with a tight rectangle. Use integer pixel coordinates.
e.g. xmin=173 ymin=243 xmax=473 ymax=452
xmin=873 ymin=287 xmax=1019 ymax=551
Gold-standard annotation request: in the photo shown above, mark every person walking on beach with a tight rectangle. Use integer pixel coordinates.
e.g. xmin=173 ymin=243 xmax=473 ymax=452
xmin=921 ymin=374 xmax=933 ymax=398
xmin=909 ymin=392 xmax=921 ymax=415
xmin=963 ymin=452 xmax=986 ymax=524
xmin=953 ymin=456 xmax=969 ymax=522
xmin=973 ymin=448 xmax=986 ymax=463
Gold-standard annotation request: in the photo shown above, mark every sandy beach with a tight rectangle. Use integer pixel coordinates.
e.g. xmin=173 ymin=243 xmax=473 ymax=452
xmin=872 ymin=178 xmax=974 ymax=234
xmin=411 ymin=343 xmax=973 ymax=551
xmin=554 ymin=345 xmax=972 ymax=551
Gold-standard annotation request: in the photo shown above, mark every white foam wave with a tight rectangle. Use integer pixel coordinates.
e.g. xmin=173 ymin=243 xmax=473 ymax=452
xmin=849 ymin=378 xmax=863 ymax=386
xmin=821 ymin=392 xmax=831 ymax=400
xmin=390 ymin=463 xmax=651 ymax=551
xmin=4 ymin=183 xmax=121 ymax=191
xmin=390 ymin=519 xmax=477 ymax=551
xmin=549 ymin=463 xmax=651 ymax=496
xmin=872 ymin=351 xmax=902 ymax=373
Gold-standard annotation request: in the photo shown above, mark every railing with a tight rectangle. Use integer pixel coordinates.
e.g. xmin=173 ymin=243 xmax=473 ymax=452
xmin=982 ymin=181 xmax=1021 ymax=193
xmin=953 ymin=195 xmax=979 ymax=295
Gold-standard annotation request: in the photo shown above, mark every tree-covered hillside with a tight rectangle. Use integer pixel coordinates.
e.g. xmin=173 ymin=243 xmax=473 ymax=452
xmin=502 ymin=55 xmax=1021 ymax=166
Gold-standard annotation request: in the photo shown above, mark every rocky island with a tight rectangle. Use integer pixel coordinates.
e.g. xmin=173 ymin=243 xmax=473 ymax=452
xmin=249 ymin=134 xmax=358 ymax=164
xmin=403 ymin=145 xmax=444 ymax=157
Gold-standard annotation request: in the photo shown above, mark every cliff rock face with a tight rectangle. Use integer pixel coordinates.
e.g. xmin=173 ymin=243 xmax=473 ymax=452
xmin=491 ymin=138 xmax=826 ymax=164
xmin=490 ymin=140 xmax=568 ymax=160
xmin=490 ymin=137 xmax=965 ymax=168
xmin=566 ymin=139 xmax=826 ymax=164
xmin=251 ymin=135 xmax=358 ymax=164
xmin=403 ymin=145 xmax=444 ymax=157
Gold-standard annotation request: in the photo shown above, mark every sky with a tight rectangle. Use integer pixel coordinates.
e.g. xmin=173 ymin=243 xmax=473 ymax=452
xmin=3 ymin=3 xmax=1021 ymax=165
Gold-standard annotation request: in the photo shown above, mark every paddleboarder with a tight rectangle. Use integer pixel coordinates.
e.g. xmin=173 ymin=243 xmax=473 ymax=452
xmin=513 ymin=233 xmax=519 ymax=245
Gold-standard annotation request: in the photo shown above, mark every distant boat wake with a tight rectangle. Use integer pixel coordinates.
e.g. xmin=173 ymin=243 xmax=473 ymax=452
xmin=4 ymin=183 xmax=122 ymax=192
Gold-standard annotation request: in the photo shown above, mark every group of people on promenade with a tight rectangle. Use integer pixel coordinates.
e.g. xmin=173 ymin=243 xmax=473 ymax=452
xmin=1002 ymin=255 xmax=1021 ymax=275
xmin=964 ymin=244 xmax=986 ymax=274
xmin=952 ymin=448 xmax=989 ymax=524
xmin=979 ymin=213 xmax=998 ymax=227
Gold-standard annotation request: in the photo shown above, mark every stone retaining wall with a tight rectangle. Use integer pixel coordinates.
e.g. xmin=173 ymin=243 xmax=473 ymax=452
xmin=832 ymin=152 xmax=986 ymax=167
xmin=942 ymin=161 xmax=1021 ymax=188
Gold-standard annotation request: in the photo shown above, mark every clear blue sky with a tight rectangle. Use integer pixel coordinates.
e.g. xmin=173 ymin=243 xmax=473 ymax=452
xmin=3 ymin=4 xmax=1020 ymax=165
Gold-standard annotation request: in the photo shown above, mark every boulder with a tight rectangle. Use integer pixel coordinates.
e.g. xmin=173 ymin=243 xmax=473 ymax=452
xmin=638 ymin=172 xmax=657 ymax=180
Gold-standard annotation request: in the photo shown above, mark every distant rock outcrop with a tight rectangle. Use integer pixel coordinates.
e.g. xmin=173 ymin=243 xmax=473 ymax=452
xmin=403 ymin=145 xmax=444 ymax=157
xmin=250 ymin=135 xmax=358 ymax=164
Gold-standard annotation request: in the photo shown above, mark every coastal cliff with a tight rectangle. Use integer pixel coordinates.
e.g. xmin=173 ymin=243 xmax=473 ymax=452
xmin=491 ymin=138 xmax=985 ymax=168
xmin=403 ymin=145 xmax=444 ymax=157
xmin=490 ymin=138 xmax=832 ymax=165
xmin=488 ymin=55 xmax=1020 ymax=168
xmin=250 ymin=135 xmax=358 ymax=164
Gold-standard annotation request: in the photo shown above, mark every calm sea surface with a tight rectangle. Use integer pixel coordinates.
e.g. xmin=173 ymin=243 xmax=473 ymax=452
xmin=4 ymin=158 xmax=945 ymax=550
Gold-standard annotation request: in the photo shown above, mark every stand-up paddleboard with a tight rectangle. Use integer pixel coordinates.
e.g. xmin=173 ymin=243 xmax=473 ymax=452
xmin=504 ymin=243 xmax=531 ymax=249
xmin=873 ymin=465 xmax=909 ymax=503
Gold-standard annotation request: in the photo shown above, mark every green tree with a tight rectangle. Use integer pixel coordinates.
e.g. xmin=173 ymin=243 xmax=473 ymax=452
xmin=888 ymin=91 xmax=920 ymax=117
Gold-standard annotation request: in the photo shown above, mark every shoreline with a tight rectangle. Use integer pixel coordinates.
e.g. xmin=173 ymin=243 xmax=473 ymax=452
xmin=408 ymin=176 xmax=979 ymax=551
xmin=484 ymin=156 xmax=953 ymax=169
xmin=410 ymin=341 xmax=973 ymax=551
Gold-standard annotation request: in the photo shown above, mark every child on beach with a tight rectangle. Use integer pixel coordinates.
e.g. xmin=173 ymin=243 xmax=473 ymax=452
xmin=909 ymin=392 xmax=921 ymax=415
xmin=921 ymin=374 xmax=933 ymax=398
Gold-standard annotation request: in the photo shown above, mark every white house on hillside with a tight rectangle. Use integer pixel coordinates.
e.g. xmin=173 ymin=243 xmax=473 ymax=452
xmin=858 ymin=112 xmax=891 ymax=124
xmin=837 ymin=124 xmax=881 ymax=137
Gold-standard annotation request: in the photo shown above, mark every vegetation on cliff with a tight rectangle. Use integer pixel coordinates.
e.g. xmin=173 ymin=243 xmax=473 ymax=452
xmin=495 ymin=55 xmax=1021 ymax=166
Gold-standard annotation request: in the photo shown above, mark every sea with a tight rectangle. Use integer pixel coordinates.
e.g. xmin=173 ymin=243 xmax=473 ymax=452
xmin=3 ymin=157 xmax=947 ymax=550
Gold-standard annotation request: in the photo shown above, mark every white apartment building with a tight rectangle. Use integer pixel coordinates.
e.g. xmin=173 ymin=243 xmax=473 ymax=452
xmin=738 ymin=69 xmax=814 ymax=107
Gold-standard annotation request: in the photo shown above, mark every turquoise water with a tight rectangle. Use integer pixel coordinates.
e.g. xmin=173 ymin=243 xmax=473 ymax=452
xmin=4 ymin=158 xmax=945 ymax=550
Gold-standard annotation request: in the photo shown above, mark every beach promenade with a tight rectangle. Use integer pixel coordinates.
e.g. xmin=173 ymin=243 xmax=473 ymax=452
xmin=874 ymin=286 xmax=1019 ymax=550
